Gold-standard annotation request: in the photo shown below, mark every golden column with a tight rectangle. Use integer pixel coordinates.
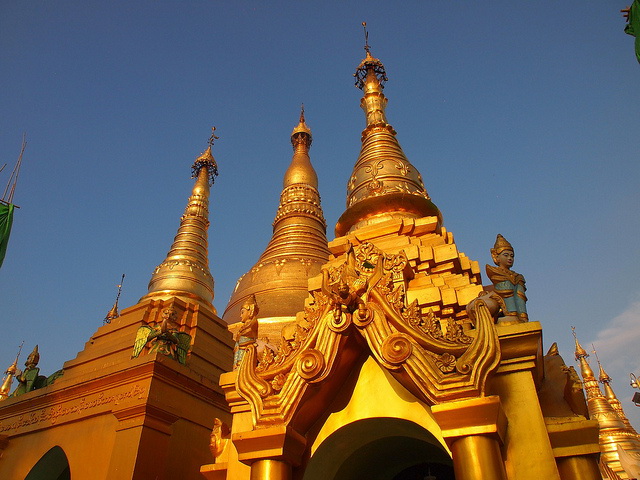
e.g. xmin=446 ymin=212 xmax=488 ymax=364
xmin=432 ymin=396 xmax=508 ymax=480
xmin=250 ymin=460 xmax=290 ymax=480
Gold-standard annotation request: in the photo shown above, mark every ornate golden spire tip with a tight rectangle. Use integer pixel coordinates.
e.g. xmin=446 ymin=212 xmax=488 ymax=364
xmin=354 ymin=22 xmax=387 ymax=89
xmin=192 ymin=127 xmax=219 ymax=185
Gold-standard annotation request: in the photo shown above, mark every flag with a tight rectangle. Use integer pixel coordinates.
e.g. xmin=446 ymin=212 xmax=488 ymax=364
xmin=625 ymin=0 xmax=640 ymax=63
xmin=0 ymin=202 xmax=15 ymax=268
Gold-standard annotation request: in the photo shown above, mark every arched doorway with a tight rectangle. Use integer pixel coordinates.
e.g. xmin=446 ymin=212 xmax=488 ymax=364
xmin=303 ymin=418 xmax=454 ymax=480
xmin=25 ymin=446 xmax=70 ymax=480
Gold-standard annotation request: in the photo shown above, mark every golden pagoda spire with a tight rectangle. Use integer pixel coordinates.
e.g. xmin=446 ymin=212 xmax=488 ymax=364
xmin=594 ymin=346 xmax=639 ymax=434
xmin=223 ymin=109 xmax=330 ymax=324
xmin=0 ymin=343 xmax=22 ymax=401
xmin=142 ymin=128 xmax=219 ymax=307
xmin=104 ymin=274 xmax=125 ymax=324
xmin=335 ymin=24 xmax=440 ymax=237
xmin=573 ymin=327 xmax=640 ymax=478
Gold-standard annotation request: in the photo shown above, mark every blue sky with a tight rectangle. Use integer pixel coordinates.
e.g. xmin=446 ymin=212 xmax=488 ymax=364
xmin=2 ymin=2 xmax=639 ymax=423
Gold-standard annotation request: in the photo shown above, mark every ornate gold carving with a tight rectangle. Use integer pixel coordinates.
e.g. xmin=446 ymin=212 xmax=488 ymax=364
xmin=0 ymin=385 xmax=146 ymax=434
xmin=209 ymin=418 xmax=230 ymax=459
xmin=435 ymin=353 xmax=457 ymax=373
xmin=327 ymin=311 xmax=351 ymax=333
xmin=235 ymin=242 xmax=501 ymax=428
xmin=132 ymin=308 xmax=191 ymax=365
xmin=381 ymin=333 xmax=413 ymax=366
xmin=296 ymin=349 xmax=325 ymax=381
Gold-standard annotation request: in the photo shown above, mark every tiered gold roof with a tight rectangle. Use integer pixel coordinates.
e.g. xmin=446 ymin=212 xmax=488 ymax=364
xmin=141 ymin=140 xmax=218 ymax=308
xmin=223 ymin=110 xmax=330 ymax=331
xmin=335 ymin=48 xmax=440 ymax=237
xmin=574 ymin=332 xmax=640 ymax=479
xmin=598 ymin=359 xmax=639 ymax=434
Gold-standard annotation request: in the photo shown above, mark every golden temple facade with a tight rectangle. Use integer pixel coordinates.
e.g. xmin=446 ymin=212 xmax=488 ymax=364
xmin=0 ymin=36 xmax=636 ymax=480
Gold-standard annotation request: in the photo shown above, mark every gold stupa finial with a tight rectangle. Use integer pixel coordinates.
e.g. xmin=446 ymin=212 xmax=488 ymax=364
xmin=142 ymin=129 xmax=218 ymax=307
xmin=335 ymin=30 xmax=440 ymax=236
xmin=192 ymin=127 xmax=219 ymax=185
xmin=291 ymin=104 xmax=312 ymax=143
xmin=591 ymin=345 xmax=612 ymax=384
xmin=0 ymin=342 xmax=23 ymax=400
xmin=354 ymin=23 xmax=387 ymax=90
xmin=104 ymin=274 xmax=125 ymax=324
xmin=362 ymin=21 xmax=370 ymax=55
xmin=572 ymin=326 xmax=589 ymax=360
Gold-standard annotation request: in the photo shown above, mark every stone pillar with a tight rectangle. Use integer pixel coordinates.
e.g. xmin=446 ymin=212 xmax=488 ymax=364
xmin=432 ymin=396 xmax=508 ymax=480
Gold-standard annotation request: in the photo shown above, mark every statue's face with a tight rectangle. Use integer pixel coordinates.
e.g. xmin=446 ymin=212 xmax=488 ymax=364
xmin=240 ymin=305 xmax=251 ymax=322
xmin=496 ymin=249 xmax=514 ymax=269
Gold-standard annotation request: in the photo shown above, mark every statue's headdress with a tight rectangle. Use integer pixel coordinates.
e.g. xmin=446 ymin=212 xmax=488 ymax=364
xmin=491 ymin=234 xmax=514 ymax=265
xmin=242 ymin=294 xmax=259 ymax=318
xmin=25 ymin=345 xmax=39 ymax=369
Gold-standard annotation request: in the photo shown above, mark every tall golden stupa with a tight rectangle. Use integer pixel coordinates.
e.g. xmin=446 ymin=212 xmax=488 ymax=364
xmin=572 ymin=331 xmax=640 ymax=479
xmin=200 ymin=42 xmax=604 ymax=480
xmin=0 ymin=33 xmax=636 ymax=480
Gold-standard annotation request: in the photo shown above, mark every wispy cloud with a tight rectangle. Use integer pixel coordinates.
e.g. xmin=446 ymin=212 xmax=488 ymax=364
xmin=590 ymin=298 xmax=640 ymax=376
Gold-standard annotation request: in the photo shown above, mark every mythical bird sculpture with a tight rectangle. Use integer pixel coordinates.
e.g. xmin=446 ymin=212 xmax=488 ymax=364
xmin=132 ymin=308 xmax=191 ymax=365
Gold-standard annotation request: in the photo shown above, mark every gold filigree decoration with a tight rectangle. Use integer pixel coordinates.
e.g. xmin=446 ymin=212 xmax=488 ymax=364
xmin=296 ymin=349 xmax=325 ymax=381
xmin=381 ymin=333 xmax=413 ymax=365
xmin=367 ymin=179 xmax=384 ymax=194
xmin=364 ymin=160 xmax=385 ymax=179
xmin=445 ymin=321 xmax=472 ymax=344
xmin=435 ymin=352 xmax=457 ymax=373
xmin=328 ymin=312 xmax=351 ymax=333
xmin=256 ymin=346 xmax=275 ymax=373
xmin=271 ymin=373 xmax=287 ymax=391
xmin=235 ymin=242 xmax=501 ymax=429
xmin=394 ymin=160 xmax=410 ymax=176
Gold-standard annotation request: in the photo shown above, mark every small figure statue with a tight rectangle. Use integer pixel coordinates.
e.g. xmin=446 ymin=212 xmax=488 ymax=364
xmin=12 ymin=346 xmax=47 ymax=397
xmin=132 ymin=308 xmax=192 ymax=365
xmin=321 ymin=245 xmax=368 ymax=324
xmin=233 ymin=295 xmax=259 ymax=370
xmin=209 ymin=418 xmax=230 ymax=459
xmin=485 ymin=234 xmax=528 ymax=322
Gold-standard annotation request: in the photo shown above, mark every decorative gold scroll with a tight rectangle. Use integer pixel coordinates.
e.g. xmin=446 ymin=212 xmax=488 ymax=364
xmin=236 ymin=242 xmax=501 ymax=428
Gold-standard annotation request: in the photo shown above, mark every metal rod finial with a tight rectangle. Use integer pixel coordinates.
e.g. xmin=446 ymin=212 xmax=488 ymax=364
xmin=208 ymin=126 xmax=219 ymax=147
xmin=362 ymin=22 xmax=370 ymax=54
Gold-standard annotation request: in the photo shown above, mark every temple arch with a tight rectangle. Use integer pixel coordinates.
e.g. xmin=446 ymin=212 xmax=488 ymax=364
xmin=25 ymin=446 xmax=70 ymax=480
xmin=303 ymin=417 xmax=454 ymax=480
